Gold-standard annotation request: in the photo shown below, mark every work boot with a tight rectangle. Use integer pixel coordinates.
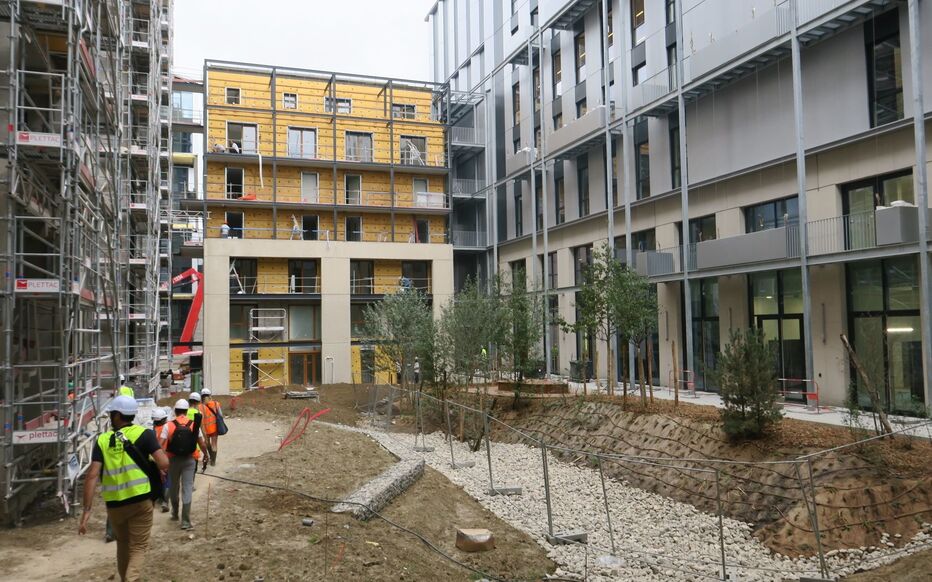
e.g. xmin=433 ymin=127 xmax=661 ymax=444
xmin=180 ymin=503 xmax=193 ymax=530
xmin=210 ymin=449 xmax=217 ymax=467
xmin=170 ymin=502 xmax=178 ymax=521
xmin=160 ymin=501 xmax=169 ymax=513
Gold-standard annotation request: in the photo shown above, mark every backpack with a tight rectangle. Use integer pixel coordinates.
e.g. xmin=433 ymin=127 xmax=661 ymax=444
xmin=166 ymin=419 xmax=197 ymax=456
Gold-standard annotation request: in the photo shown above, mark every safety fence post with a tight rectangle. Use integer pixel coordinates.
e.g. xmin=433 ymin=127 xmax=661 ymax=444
xmin=597 ymin=456 xmax=616 ymax=556
xmin=807 ymin=458 xmax=829 ymax=579
xmin=484 ymin=412 xmax=494 ymax=492
xmin=714 ymin=469 xmax=727 ymax=581
xmin=444 ymin=400 xmax=456 ymax=467
xmin=541 ymin=442 xmax=554 ymax=539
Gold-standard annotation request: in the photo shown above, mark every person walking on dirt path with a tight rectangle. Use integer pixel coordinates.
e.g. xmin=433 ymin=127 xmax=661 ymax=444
xmin=160 ymin=399 xmax=207 ymax=530
xmin=198 ymin=388 xmax=223 ymax=467
xmin=118 ymin=374 xmax=134 ymax=398
xmin=187 ymin=391 xmax=208 ymax=472
xmin=151 ymin=408 xmax=171 ymax=513
xmin=79 ymin=395 xmax=169 ymax=582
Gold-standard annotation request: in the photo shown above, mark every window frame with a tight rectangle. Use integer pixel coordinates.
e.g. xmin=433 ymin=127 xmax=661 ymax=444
xmin=399 ymin=135 xmax=428 ymax=165
xmin=225 ymin=87 xmax=241 ymax=105
xmin=226 ymin=121 xmax=258 ymax=154
xmin=344 ymin=131 xmax=373 ymax=162
xmin=552 ymin=50 xmax=563 ymax=96
xmin=286 ymin=126 xmax=317 ymax=159
xmin=225 ymin=167 xmax=245 ymax=199
xmin=345 ymin=216 xmax=363 ymax=242
xmin=514 ymin=188 xmax=523 ymax=238
xmin=574 ymin=32 xmax=586 ymax=80
xmin=391 ymin=103 xmax=417 ymax=119
xmin=282 ymin=92 xmax=298 ymax=109
xmin=324 ymin=96 xmax=352 ymax=114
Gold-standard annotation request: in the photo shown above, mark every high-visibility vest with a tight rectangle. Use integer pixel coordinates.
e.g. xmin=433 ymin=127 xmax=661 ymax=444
xmin=119 ymin=386 xmax=135 ymax=398
xmin=198 ymin=401 xmax=219 ymax=435
xmin=97 ymin=425 xmax=151 ymax=503
xmin=157 ymin=418 xmax=200 ymax=460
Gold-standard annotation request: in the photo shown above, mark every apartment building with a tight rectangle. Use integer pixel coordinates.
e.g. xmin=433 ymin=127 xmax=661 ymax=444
xmin=1 ymin=0 xmax=173 ymax=523
xmin=429 ymin=0 xmax=932 ymax=414
xmin=193 ymin=62 xmax=454 ymax=393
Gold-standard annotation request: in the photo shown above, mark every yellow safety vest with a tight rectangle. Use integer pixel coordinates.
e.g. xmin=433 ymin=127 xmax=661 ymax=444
xmin=97 ymin=425 xmax=151 ymax=503
xmin=119 ymin=386 xmax=135 ymax=398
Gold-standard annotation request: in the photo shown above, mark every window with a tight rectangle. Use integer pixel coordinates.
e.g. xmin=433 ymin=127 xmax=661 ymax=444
xmin=689 ymin=215 xmax=716 ymax=243
xmin=533 ymin=67 xmax=541 ymax=111
xmin=288 ymin=260 xmax=319 ymax=293
xmin=287 ymin=127 xmax=316 ymax=159
xmin=666 ymin=0 xmax=675 ymax=24
xmin=535 ymin=126 xmax=542 ymax=149
xmin=351 ymin=305 xmax=367 ymax=337
xmin=345 ymin=132 xmax=372 ymax=162
xmin=634 ymin=117 xmax=650 ymax=199
xmin=300 ymin=172 xmax=319 ymax=203
xmin=510 ymin=259 xmax=526 ymax=287
xmin=611 ymin=143 xmax=619 ymax=206
xmin=548 ymin=251 xmax=558 ymax=289
xmin=289 ymin=352 xmax=321 ymax=385
xmin=400 ymin=135 xmax=427 ymax=165
xmin=667 ymin=44 xmax=678 ymax=90
xmin=513 ymin=135 xmax=522 ymax=154
xmin=514 ymin=189 xmax=523 ymax=237
xmin=553 ymin=113 xmax=563 ymax=130
xmin=289 ymin=306 xmax=321 ymax=340
xmin=632 ymin=63 xmax=646 ymax=86
xmin=555 ymin=176 xmax=565 ymax=224
xmin=230 ymin=305 xmax=254 ymax=340
xmin=391 ymin=103 xmax=416 ymax=119
xmin=229 ymin=258 xmax=256 ymax=292
xmin=607 ymin=4 xmax=614 ymax=47
xmin=172 ymin=131 xmax=192 ymax=153
xmin=325 ymin=96 xmax=352 ymax=114
xmin=414 ymin=219 xmax=430 ymax=243
xmin=283 ymin=92 xmax=297 ymax=109
xmin=225 ymin=87 xmax=240 ymax=105
xmin=413 ymin=177 xmax=429 ymax=195
xmin=512 ymin=82 xmax=521 ymax=124
xmin=346 ymin=216 xmax=363 ymax=241
xmin=172 ymin=90 xmax=197 ymax=122
xmin=842 ymin=170 xmax=912 ymax=250
xmin=690 ymin=279 xmax=719 ymax=390
xmin=576 ymin=98 xmax=587 ymax=118
xmin=344 ymin=174 xmax=362 ymax=205
xmin=669 ymin=112 xmax=681 ymax=189
xmin=402 ymin=261 xmax=430 ymax=291
xmin=573 ymin=244 xmax=593 ymax=285
xmin=631 ymin=0 xmax=646 ymax=44
xmin=632 ymin=229 xmax=656 ymax=252
xmin=350 ymin=260 xmax=374 ymax=294
xmin=172 ymin=166 xmax=193 ymax=196
xmin=535 ymin=178 xmax=543 ymax=230
xmin=227 ymin=122 xmax=257 ymax=154
xmin=552 ymin=50 xmax=563 ymax=96
xmin=749 ymin=269 xmax=806 ymax=399
xmin=574 ymin=32 xmax=586 ymax=80
xmin=865 ymin=8 xmax=903 ymax=127
xmin=577 ymin=155 xmax=589 ymax=217
xmin=225 ymin=212 xmax=244 ymax=239
xmin=745 ymin=197 xmax=799 ymax=233
xmin=225 ymin=167 xmax=244 ymax=199
xmin=301 ymin=215 xmax=318 ymax=241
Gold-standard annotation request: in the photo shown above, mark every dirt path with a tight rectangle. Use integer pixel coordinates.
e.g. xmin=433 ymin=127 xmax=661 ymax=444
xmin=0 ymin=417 xmax=280 ymax=582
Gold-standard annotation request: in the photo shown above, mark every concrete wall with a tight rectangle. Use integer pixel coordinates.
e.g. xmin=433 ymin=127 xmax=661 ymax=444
xmin=203 ymin=239 xmax=454 ymax=393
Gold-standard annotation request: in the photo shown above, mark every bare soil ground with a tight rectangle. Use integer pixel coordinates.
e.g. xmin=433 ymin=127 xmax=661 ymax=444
xmin=1 ymin=387 xmax=554 ymax=581
xmin=842 ymin=548 xmax=932 ymax=581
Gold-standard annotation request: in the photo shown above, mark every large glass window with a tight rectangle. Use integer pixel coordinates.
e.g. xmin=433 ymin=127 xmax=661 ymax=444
xmin=554 ymin=176 xmax=565 ymax=224
xmin=400 ymin=135 xmax=427 ymax=165
xmin=690 ymin=279 xmax=719 ymax=390
xmin=689 ymin=215 xmax=716 ymax=244
xmin=745 ymin=196 xmax=799 ymax=233
xmin=574 ymin=32 xmax=586 ymax=80
xmin=634 ymin=118 xmax=650 ymax=200
xmin=288 ymin=259 xmax=319 ymax=293
xmin=552 ymin=50 xmax=562 ymax=96
xmin=512 ymin=82 xmax=521 ymax=125
xmin=865 ymin=7 xmax=904 ymax=127
xmin=749 ymin=270 xmax=806 ymax=400
xmin=287 ymin=127 xmax=316 ymax=159
xmin=631 ymin=0 xmax=646 ymax=45
xmin=669 ymin=113 xmax=680 ymax=190
xmin=350 ymin=260 xmax=374 ymax=294
xmin=577 ymin=155 xmax=589 ymax=217
xmin=289 ymin=306 xmax=321 ymax=340
xmin=227 ymin=122 xmax=257 ymax=154
xmin=514 ymin=189 xmax=523 ymax=237
xmin=345 ymin=132 xmax=372 ymax=162
xmin=573 ymin=244 xmax=592 ymax=285
xmin=847 ymin=257 xmax=923 ymax=414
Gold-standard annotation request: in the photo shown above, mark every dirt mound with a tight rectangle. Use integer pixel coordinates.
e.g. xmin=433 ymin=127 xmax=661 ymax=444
xmin=484 ymin=397 xmax=932 ymax=556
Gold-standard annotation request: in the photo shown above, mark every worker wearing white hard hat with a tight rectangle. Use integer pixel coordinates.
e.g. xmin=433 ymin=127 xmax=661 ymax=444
xmin=159 ymin=399 xmax=206 ymax=530
xmin=80 ymin=396 xmax=168 ymax=582
xmin=196 ymin=388 xmax=224 ymax=468
xmin=150 ymin=408 xmax=170 ymax=512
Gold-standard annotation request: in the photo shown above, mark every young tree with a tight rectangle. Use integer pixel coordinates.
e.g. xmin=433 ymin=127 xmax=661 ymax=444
xmin=708 ymin=328 xmax=783 ymax=440
xmin=559 ymin=244 xmax=623 ymax=395
xmin=442 ymin=277 xmax=505 ymax=387
xmin=362 ymin=288 xmax=433 ymax=391
xmin=499 ymin=273 xmax=544 ymax=386
xmin=610 ymin=268 xmax=658 ymax=407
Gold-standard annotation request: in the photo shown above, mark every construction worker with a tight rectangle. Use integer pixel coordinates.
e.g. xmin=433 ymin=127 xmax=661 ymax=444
xmin=118 ymin=374 xmax=134 ymax=398
xmin=187 ymin=392 xmax=208 ymax=472
xmin=151 ymin=408 xmax=171 ymax=513
xmin=198 ymin=388 xmax=223 ymax=466
xmin=159 ymin=399 xmax=206 ymax=529
xmin=79 ymin=395 xmax=169 ymax=582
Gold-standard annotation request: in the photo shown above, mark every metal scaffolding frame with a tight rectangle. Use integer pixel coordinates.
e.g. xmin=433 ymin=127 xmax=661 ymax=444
xmin=0 ymin=0 xmax=172 ymax=525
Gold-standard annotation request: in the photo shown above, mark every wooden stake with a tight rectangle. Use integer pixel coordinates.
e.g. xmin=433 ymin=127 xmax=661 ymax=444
xmin=840 ymin=334 xmax=894 ymax=437
xmin=647 ymin=339 xmax=654 ymax=403
xmin=672 ymin=340 xmax=679 ymax=408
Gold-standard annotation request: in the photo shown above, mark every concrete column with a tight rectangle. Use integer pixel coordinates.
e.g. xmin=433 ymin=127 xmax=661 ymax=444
xmin=321 ymin=257 xmax=351 ymax=384
xmin=202 ymin=239 xmax=231 ymax=394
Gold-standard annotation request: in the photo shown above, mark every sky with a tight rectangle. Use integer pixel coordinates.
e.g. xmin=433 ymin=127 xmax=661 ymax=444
xmin=173 ymin=1 xmax=435 ymax=81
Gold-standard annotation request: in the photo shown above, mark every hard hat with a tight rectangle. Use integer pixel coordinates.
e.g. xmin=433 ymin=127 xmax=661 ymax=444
xmin=201 ymin=388 xmax=211 ymax=396
xmin=188 ymin=392 xmax=201 ymax=402
xmin=151 ymin=407 xmax=168 ymax=421
xmin=108 ymin=395 xmax=137 ymax=416
xmin=119 ymin=374 xmax=126 ymax=383
xmin=174 ymin=399 xmax=190 ymax=410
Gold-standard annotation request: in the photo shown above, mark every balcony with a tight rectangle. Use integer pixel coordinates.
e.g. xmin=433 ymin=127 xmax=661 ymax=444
xmin=540 ymin=0 xmax=598 ymax=30
xmin=452 ymin=178 xmax=486 ymax=198
xmin=808 ymin=206 xmax=932 ymax=259
xmin=547 ymin=105 xmax=606 ymax=159
xmin=230 ymin=275 xmax=321 ymax=295
xmin=172 ymin=106 xmax=203 ymax=127
xmin=696 ymin=225 xmax=801 ymax=271
xmin=450 ymin=125 xmax=485 ymax=152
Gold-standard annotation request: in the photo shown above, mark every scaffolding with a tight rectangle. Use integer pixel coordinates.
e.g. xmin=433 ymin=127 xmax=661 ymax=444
xmin=0 ymin=0 xmax=173 ymax=525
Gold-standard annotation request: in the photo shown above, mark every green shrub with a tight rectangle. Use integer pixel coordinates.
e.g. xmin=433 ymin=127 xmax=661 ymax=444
xmin=709 ymin=328 xmax=782 ymax=440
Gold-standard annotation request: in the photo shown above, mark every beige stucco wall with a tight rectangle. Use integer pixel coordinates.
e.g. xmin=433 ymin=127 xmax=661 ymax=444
xmin=202 ymin=238 xmax=454 ymax=393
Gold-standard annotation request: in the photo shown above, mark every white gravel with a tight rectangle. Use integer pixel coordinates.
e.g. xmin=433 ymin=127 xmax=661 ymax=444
xmin=343 ymin=423 xmax=932 ymax=582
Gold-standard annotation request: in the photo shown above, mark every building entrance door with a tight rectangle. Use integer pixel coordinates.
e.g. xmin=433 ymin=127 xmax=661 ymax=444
xmin=756 ymin=314 xmax=805 ymax=401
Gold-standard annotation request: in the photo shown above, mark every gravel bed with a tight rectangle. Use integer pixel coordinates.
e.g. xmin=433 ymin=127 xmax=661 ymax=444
xmin=355 ymin=425 xmax=932 ymax=582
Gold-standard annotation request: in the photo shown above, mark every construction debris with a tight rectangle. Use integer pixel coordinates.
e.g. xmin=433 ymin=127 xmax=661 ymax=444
xmin=332 ymin=459 xmax=424 ymax=521
xmin=284 ymin=389 xmax=320 ymax=401
xmin=456 ymin=528 xmax=495 ymax=552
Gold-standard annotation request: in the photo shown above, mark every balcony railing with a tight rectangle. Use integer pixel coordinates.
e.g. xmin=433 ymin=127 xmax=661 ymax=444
xmin=807 ymin=212 xmax=876 ymax=256
xmin=351 ymin=276 xmax=432 ymax=295
xmin=172 ymin=107 xmax=203 ymax=125
xmin=452 ymin=178 xmax=485 ymax=196
xmin=451 ymin=230 xmax=487 ymax=247
xmin=450 ymin=125 xmax=484 ymax=145
xmin=230 ymin=275 xmax=321 ymax=295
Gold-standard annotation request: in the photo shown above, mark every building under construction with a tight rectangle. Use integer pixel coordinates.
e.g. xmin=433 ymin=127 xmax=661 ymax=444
xmin=0 ymin=0 xmax=172 ymax=524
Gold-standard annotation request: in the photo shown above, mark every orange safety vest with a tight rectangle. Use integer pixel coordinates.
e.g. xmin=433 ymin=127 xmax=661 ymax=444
xmin=198 ymin=401 xmax=220 ymax=436
xmin=160 ymin=414 xmax=200 ymax=460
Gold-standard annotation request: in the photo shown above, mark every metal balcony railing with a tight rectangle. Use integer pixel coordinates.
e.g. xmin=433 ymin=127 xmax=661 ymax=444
xmin=451 ymin=230 xmax=487 ymax=247
xmin=351 ymin=276 xmax=432 ymax=295
xmin=172 ymin=107 xmax=203 ymax=125
xmin=230 ymin=275 xmax=321 ymax=295
xmin=807 ymin=212 xmax=876 ymax=256
xmin=452 ymin=178 xmax=486 ymax=196
xmin=450 ymin=125 xmax=484 ymax=145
